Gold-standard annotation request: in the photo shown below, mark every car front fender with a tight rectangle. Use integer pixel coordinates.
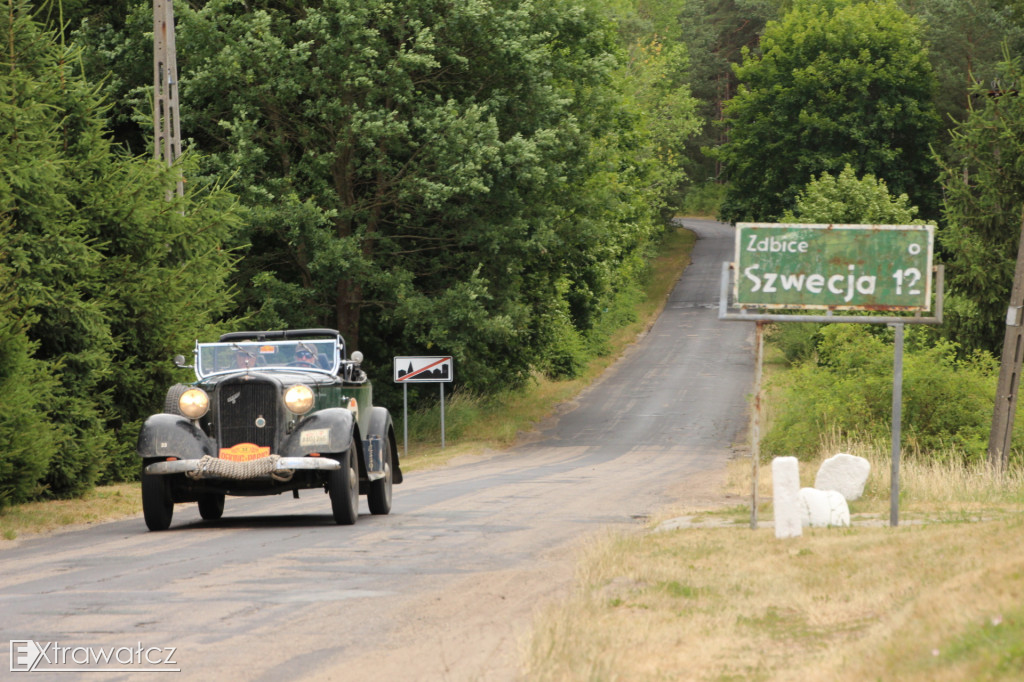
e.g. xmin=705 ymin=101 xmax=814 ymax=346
xmin=137 ymin=413 xmax=216 ymax=461
xmin=280 ymin=409 xmax=357 ymax=458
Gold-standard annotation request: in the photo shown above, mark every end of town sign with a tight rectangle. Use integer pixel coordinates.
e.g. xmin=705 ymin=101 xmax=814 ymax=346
xmin=393 ymin=356 xmax=453 ymax=383
xmin=734 ymin=223 xmax=934 ymax=310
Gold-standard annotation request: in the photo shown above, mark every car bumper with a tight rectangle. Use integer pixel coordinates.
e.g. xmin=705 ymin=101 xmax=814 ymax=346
xmin=144 ymin=456 xmax=341 ymax=476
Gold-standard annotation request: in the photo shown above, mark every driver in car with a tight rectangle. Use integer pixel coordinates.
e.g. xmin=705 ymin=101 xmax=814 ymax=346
xmin=293 ymin=346 xmax=318 ymax=367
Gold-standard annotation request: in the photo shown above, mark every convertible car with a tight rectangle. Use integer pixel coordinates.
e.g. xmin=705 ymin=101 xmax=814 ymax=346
xmin=137 ymin=329 xmax=401 ymax=530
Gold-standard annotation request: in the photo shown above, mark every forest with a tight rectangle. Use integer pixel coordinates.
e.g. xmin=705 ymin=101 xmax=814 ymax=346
xmin=1 ymin=0 xmax=1023 ymax=506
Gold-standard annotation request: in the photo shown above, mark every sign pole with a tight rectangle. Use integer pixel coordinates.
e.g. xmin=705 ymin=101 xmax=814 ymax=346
xmin=890 ymin=322 xmax=904 ymax=527
xmin=403 ymin=383 xmax=409 ymax=459
xmin=751 ymin=320 xmax=764 ymax=529
xmin=440 ymin=384 xmax=445 ymax=449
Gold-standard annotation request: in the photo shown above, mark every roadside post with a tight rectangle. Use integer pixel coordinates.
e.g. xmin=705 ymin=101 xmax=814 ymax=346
xmin=719 ymin=223 xmax=943 ymax=528
xmin=393 ymin=356 xmax=454 ymax=456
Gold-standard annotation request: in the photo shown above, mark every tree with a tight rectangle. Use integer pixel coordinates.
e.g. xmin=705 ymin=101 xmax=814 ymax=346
xmin=713 ymin=0 xmax=941 ymax=223
xmin=0 ymin=0 xmax=241 ymax=497
xmin=177 ymin=0 xmax=679 ymax=394
xmin=937 ymin=51 xmax=1024 ymax=356
xmin=782 ymin=164 xmax=921 ymax=225
xmin=900 ymin=0 xmax=1024 ymax=130
xmin=677 ymin=0 xmax=780 ymax=184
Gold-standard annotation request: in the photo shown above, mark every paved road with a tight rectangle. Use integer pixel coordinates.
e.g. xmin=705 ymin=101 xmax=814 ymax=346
xmin=0 ymin=219 xmax=753 ymax=681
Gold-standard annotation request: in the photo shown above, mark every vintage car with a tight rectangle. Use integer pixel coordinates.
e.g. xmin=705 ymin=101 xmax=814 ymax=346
xmin=137 ymin=329 xmax=401 ymax=531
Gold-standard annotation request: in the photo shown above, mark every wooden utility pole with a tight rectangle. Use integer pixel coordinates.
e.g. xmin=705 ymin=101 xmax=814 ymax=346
xmin=988 ymin=209 xmax=1024 ymax=473
xmin=153 ymin=0 xmax=183 ymax=198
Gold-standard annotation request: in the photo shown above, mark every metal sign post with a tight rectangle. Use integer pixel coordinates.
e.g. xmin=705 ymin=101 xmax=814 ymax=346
xmin=720 ymin=224 xmax=942 ymax=529
xmin=394 ymin=356 xmax=454 ymax=455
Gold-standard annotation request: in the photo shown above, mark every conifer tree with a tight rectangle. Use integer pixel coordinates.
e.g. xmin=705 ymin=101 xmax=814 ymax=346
xmin=937 ymin=52 xmax=1024 ymax=356
xmin=0 ymin=0 xmax=241 ymax=497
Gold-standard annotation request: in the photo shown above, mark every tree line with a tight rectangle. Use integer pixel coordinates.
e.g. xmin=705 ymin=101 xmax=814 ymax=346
xmin=2 ymin=0 xmax=1023 ymax=506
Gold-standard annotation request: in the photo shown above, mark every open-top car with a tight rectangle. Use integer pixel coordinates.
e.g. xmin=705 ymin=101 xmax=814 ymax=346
xmin=137 ymin=329 xmax=401 ymax=531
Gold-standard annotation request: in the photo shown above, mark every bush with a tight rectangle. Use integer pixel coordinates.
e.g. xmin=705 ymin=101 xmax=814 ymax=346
xmin=765 ymin=322 xmax=821 ymax=365
xmin=762 ymin=324 xmax=1002 ymax=463
xmin=679 ymin=182 xmax=727 ymax=218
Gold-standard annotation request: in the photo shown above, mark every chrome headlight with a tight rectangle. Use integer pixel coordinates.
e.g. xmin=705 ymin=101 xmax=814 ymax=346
xmin=284 ymin=384 xmax=314 ymax=415
xmin=178 ymin=388 xmax=210 ymax=419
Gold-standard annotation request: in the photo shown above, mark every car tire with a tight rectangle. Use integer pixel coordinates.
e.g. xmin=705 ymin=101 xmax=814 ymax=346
xmin=367 ymin=437 xmax=393 ymax=515
xmin=328 ymin=440 xmax=359 ymax=525
xmin=163 ymin=384 xmax=190 ymax=415
xmin=142 ymin=472 xmax=174 ymax=531
xmin=198 ymin=493 xmax=225 ymax=521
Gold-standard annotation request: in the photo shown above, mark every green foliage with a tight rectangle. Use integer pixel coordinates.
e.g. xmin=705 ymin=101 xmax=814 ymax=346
xmin=96 ymin=157 xmax=242 ymax=481
xmin=677 ymin=0 xmax=780 ymax=184
xmin=714 ymin=0 xmax=941 ymax=223
xmin=679 ymin=181 xmax=727 ymax=217
xmin=765 ymin=322 xmax=821 ymax=365
xmin=1 ymin=1 xmax=114 ymax=498
xmin=781 ymin=164 xmax=922 ymax=225
xmin=0 ymin=1 xmax=241 ymax=503
xmin=937 ymin=51 xmax=1024 ymax=356
xmin=170 ymin=0 xmax=690 ymax=403
xmin=763 ymin=325 xmax=1003 ymax=462
xmin=0 ymin=226 xmax=60 ymax=507
xmin=901 ymin=0 xmax=1024 ymax=131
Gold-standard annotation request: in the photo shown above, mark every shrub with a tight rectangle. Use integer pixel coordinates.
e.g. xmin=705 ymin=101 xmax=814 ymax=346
xmin=762 ymin=324 xmax=1001 ymax=463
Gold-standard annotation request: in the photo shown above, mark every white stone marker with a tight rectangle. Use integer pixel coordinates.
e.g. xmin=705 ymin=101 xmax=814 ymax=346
xmin=798 ymin=487 xmax=851 ymax=527
xmin=815 ymin=453 xmax=871 ymax=501
xmin=772 ymin=456 xmax=802 ymax=539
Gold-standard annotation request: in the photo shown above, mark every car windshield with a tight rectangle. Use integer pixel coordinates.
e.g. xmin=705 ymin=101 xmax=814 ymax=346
xmin=194 ymin=338 xmax=339 ymax=379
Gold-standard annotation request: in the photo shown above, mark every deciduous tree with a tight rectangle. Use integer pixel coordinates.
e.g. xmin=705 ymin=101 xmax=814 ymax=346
xmin=714 ymin=0 xmax=940 ymax=223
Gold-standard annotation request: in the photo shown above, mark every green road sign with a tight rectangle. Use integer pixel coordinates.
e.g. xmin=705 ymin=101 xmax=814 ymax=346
xmin=734 ymin=223 xmax=934 ymax=310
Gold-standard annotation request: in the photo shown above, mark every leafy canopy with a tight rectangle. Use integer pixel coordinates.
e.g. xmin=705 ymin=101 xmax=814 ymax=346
xmin=714 ymin=0 xmax=940 ymax=223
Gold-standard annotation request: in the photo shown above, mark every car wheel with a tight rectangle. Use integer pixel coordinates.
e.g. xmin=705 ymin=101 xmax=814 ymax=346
xmin=367 ymin=437 xmax=393 ymax=515
xmin=142 ymin=472 xmax=174 ymax=531
xmin=328 ymin=440 xmax=359 ymax=525
xmin=197 ymin=493 xmax=225 ymax=521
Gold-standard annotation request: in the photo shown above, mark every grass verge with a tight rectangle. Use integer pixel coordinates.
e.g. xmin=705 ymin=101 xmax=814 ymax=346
xmin=524 ymin=400 xmax=1024 ymax=681
xmin=0 ymin=223 xmax=697 ymax=542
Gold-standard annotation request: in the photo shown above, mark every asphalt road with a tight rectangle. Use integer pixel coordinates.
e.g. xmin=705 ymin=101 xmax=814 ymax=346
xmin=0 ymin=219 xmax=754 ymax=681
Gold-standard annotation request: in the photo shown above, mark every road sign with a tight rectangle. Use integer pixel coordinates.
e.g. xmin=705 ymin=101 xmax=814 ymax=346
xmin=393 ymin=356 xmax=453 ymax=383
xmin=734 ymin=223 xmax=934 ymax=310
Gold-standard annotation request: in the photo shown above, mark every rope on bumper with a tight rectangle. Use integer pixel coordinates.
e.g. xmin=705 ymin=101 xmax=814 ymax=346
xmin=185 ymin=455 xmax=294 ymax=482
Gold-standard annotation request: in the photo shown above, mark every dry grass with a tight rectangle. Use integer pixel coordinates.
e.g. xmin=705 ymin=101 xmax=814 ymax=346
xmin=0 ymin=484 xmax=140 ymax=541
xmin=524 ymin=446 xmax=1024 ymax=681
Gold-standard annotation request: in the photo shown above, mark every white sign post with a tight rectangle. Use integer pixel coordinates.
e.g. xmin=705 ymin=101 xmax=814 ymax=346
xmin=394 ymin=356 xmax=454 ymax=456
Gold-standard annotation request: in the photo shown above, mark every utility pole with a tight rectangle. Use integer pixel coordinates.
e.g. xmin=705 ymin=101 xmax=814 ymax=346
xmin=153 ymin=0 xmax=183 ymax=198
xmin=988 ymin=209 xmax=1024 ymax=473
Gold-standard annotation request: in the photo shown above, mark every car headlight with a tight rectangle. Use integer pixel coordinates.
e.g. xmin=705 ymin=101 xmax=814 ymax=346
xmin=178 ymin=388 xmax=210 ymax=419
xmin=284 ymin=384 xmax=314 ymax=415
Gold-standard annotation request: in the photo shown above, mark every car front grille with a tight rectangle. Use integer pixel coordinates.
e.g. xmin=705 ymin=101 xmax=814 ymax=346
xmin=217 ymin=381 xmax=278 ymax=449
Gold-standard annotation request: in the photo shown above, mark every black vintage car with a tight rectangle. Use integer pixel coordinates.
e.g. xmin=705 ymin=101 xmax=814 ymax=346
xmin=137 ymin=329 xmax=401 ymax=531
